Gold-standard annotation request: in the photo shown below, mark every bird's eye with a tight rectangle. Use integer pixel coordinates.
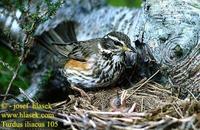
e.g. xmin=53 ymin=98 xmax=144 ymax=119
xmin=113 ymin=41 xmax=123 ymax=46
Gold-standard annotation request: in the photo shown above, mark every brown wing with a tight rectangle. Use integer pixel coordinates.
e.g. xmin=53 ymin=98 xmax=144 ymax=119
xmin=64 ymin=39 xmax=101 ymax=70
xmin=67 ymin=39 xmax=101 ymax=61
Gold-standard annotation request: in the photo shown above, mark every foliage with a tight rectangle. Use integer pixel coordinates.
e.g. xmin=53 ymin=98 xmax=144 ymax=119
xmin=0 ymin=45 xmax=29 ymax=95
xmin=0 ymin=0 xmax=63 ymax=95
xmin=107 ymin=0 xmax=142 ymax=7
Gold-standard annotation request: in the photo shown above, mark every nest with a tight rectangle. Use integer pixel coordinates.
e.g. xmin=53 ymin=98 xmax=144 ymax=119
xmin=47 ymin=77 xmax=200 ymax=129
xmin=1 ymin=71 xmax=200 ymax=130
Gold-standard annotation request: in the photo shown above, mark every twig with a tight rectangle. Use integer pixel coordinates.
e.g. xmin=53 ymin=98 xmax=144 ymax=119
xmin=187 ymin=89 xmax=198 ymax=102
xmin=71 ymin=86 xmax=91 ymax=101
xmin=78 ymin=110 xmax=148 ymax=117
xmin=148 ymin=83 xmax=172 ymax=94
xmin=3 ymin=58 xmax=23 ymax=101
xmin=2 ymin=34 xmax=33 ymax=101
xmin=128 ymin=103 xmax=136 ymax=113
xmin=66 ymin=115 xmax=78 ymax=130
xmin=18 ymin=88 xmax=35 ymax=103
xmin=120 ymin=90 xmax=127 ymax=105
xmin=0 ymin=57 xmax=14 ymax=73
xmin=0 ymin=94 xmax=22 ymax=103
xmin=126 ymin=70 xmax=160 ymax=100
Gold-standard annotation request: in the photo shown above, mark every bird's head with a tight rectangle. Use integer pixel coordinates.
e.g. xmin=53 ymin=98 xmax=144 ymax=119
xmin=99 ymin=31 xmax=133 ymax=54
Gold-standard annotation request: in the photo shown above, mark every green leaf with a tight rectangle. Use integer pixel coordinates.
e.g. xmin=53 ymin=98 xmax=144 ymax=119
xmin=107 ymin=0 xmax=142 ymax=7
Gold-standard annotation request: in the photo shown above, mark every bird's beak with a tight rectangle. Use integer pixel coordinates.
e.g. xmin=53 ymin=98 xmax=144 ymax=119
xmin=122 ymin=45 xmax=132 ymax=52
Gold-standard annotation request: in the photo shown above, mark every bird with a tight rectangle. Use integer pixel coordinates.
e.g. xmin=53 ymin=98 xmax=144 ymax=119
xmin=38 ymin=31 xmax=134 ymax=88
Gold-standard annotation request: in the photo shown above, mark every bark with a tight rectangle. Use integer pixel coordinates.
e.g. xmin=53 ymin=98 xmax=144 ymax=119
xmin=0 ymin=0 xmax=200 ymax=101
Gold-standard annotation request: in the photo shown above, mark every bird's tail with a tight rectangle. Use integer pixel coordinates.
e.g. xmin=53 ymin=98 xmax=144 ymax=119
xmin=35 ymin=21 xmax=77 ymax=57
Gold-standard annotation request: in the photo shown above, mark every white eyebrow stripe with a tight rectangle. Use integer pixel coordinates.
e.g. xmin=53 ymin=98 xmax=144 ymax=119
xmin=107 ymin=35 xmax=125 ymax=45
xmin=98 ymin=43 xmax=112 ymax=53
